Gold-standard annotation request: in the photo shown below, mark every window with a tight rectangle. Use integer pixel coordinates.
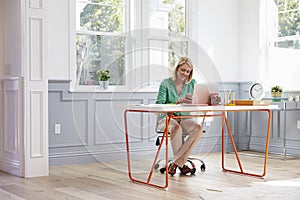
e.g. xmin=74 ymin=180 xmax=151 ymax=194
xmin=75 ymin=0 xmax=188 ymax=89
xmin=76 ymin=0 xmax=126 ymax=86
xmin=274 ymin=0 xmax=300 ymax=49
xmin=146 ymin=0 xmax=187 ymax=85
xmin=266 ymin=0 xmax=300 ymax=91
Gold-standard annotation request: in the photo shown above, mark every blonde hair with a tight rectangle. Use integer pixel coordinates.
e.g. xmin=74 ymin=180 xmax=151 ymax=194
xmin=172 ymin=57 xmax=194 ymax=83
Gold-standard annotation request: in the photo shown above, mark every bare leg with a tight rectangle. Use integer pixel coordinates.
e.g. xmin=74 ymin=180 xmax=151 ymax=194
xmin=173 ymin=119 xmax=203 ymax=168
xmin=157 ymin=118 xmax=183 ymax=155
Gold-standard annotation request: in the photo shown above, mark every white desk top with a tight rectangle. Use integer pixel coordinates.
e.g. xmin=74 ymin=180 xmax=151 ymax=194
xmin=125 ymin=104 xmax=279 ymax=112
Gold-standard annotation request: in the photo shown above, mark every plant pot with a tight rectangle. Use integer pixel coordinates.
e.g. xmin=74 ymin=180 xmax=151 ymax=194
xmin=99 ymin=80 xmax=109 ymax=90
xmin=271 ymin=92 xmax=282 ymax=102
xmin=271 ymin=92 xmax=282 ymax=97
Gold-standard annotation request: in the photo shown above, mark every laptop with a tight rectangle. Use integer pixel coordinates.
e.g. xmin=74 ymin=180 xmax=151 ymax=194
xmin=192 ymin=84 xmax=219 ymax=105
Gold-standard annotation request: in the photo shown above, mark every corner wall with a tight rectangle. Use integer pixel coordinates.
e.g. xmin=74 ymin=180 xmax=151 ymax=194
xmin=3 ymin=0 xmax=22 ymax=77
xmin=0 ymin=0 xmax=23 ymax=177
xmin=0 ymin=0 xmax=3 ymax=77
xmin=0 ymin=1 xmax=4 ymax=172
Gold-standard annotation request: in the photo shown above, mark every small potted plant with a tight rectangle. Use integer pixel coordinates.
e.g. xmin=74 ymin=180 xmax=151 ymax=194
xmin=271 ymin=85 xmax=282 ymax=101
xmin=97 ymin=70 xmax=110 ymax=90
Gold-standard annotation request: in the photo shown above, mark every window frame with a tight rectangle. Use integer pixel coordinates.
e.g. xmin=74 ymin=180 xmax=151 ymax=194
xmin=264 ymin=0 xmax=300 ymax=91
xmin=69 ymin=0 xmax=191 ymax=92
xmin=271 ymin=0 xmax=300 ymax=49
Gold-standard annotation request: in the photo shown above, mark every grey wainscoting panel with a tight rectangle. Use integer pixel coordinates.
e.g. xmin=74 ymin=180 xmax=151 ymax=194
xmin=284 ymin=110 xmax=300 ymax=156
xmin=49 ymin=91 xmax=88 ymax=147
xmin=248 ymin=111 xmax=271 ymax=151
xmin=285 ymin=110 xmax=300 ymax=140
xmin=94 ymin=99 xmax=143 ymax=145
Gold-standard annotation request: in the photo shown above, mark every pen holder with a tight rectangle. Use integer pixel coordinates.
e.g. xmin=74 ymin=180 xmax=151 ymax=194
xmin=224 ymin=90 xmax=235 ymax=106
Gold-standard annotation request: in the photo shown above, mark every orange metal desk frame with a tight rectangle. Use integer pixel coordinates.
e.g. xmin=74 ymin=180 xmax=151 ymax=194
xmin=124 ymin=104 xmax=278 ymax=189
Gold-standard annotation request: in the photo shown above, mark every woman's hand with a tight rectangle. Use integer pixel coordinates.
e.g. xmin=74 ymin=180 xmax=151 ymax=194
xmin=184 ymin=93 xmax=193 ymax=103
xmin=176 ymin=98 xmax=184 ymax=104
xmin=176 ymin=93 xmax=193 ymax=104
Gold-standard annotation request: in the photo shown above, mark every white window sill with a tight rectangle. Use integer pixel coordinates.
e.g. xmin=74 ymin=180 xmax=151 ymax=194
xmin=69 ymin=85 xmax=159 ymax=93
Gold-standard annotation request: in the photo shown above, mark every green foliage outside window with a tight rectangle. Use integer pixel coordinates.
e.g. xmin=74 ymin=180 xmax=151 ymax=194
xmin=276 ymin=0 xmax=300 ymax=49
xmin=163 ymin=0 xmax=187 ymax=68
xmin=79 ymin=0 xmax=123 ymax=33
xmin=76 ymin=0 xmax=125 ymax=85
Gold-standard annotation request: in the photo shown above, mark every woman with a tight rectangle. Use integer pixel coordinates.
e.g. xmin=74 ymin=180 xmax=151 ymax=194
xmin=155 ymin=57 xmax=204 ymax=176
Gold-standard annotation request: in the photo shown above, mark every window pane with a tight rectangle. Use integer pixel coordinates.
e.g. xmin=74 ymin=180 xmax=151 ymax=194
xmin=77 ymin=0 xmax=124 ymax=32
xmin=149 ymin=40 xmax=170 ymax=83
xmin=168 ymin=41 xmax=188 ymax=67
xmin=278 ymin=11 xmax=300 ymax=37
xmin=149 ymin=0 xmax=185 ymax=36
xmin=275 ymin=38 xmax=300 ymax=48
xmin=276 ymin=0 xmax=300 ymax=49
xmin=76 ymin=34 xmax=125 ymax=85
xmin=76 ymin=0 xmax=125 ymax=86
xmin=287 ymin=0 xmax=299 ymax=10
xmin=148 ymin=40 xmax=187 ymax=84
xmin=278 ymin=0 xmax=285 ymax=12
xmin=147 ymin=0 xmax=187 ymax=85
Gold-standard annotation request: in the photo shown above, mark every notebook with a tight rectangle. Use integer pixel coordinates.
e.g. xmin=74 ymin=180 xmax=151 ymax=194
xmin=192 ymin=84 xmax=219 ymax=105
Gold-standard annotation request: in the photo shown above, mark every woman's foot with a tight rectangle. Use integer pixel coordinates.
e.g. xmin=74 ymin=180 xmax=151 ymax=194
xmin=168 ymin=163 xmax=177 ymax=176
xmin=179 ymin=164 xmax=192 ymax=175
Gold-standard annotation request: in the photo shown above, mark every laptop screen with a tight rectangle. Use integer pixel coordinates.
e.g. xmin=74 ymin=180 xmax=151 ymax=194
xmin=192 ymin=84 xmax=219 ymax=105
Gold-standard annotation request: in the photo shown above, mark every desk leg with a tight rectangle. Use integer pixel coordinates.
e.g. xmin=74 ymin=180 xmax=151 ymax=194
xmin=124 ymin=110 xmax=133 ymax=181
xmin=146 ymin=114 xmax=170 ymax=188
xmin=222 ymin=110 xmax=272 ymax=178
xmin=283 ymin=107 xmax=287 ymax=160
xmin=262 ymin=110 xmax=272 ymax=177
xmin=124 ymin=110 xmax=170 ymax=189
xmin=222 ymin=112 xmax=244 ymax=173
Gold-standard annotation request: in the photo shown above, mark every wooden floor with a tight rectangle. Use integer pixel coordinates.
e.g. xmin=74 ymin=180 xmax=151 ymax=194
xmin=0 ymin=152 xmax=300 ymax=200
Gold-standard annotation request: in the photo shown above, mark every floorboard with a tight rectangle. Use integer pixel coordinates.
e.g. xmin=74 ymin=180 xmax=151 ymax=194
xmin=0 ymin=152 xmax=300 ymax=200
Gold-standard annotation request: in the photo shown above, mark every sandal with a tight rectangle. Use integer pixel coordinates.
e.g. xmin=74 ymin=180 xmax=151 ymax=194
xmin=168 ymin=163 xmax=177 ymax=176
xmin=179 ymin=165 xmax=192 ymax=175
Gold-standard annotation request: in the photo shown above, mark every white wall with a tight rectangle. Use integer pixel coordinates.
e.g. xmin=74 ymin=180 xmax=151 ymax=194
xmin=3 ymin=0 xmax=22 ymax=77
xmin=268 ymin=48 xmax=300 ymax=91
xmin=47 ymin=0 xmax=70 ymax=80
xmin=0 ymin=0 xmax=24 ymax=177
xmin=0 ymin=0 xmax=3 ymax=77
xmin=238 ymin=0 xmax=261 ymax=82
xmin=197 ymin=0 xmax=240 ymax=82
xmin=0 ymin=0 xmax=3 ymax=172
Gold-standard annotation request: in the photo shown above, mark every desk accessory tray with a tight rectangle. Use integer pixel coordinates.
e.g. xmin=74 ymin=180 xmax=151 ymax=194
xmin=235 ymin=100 xmax=271 ymax=106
